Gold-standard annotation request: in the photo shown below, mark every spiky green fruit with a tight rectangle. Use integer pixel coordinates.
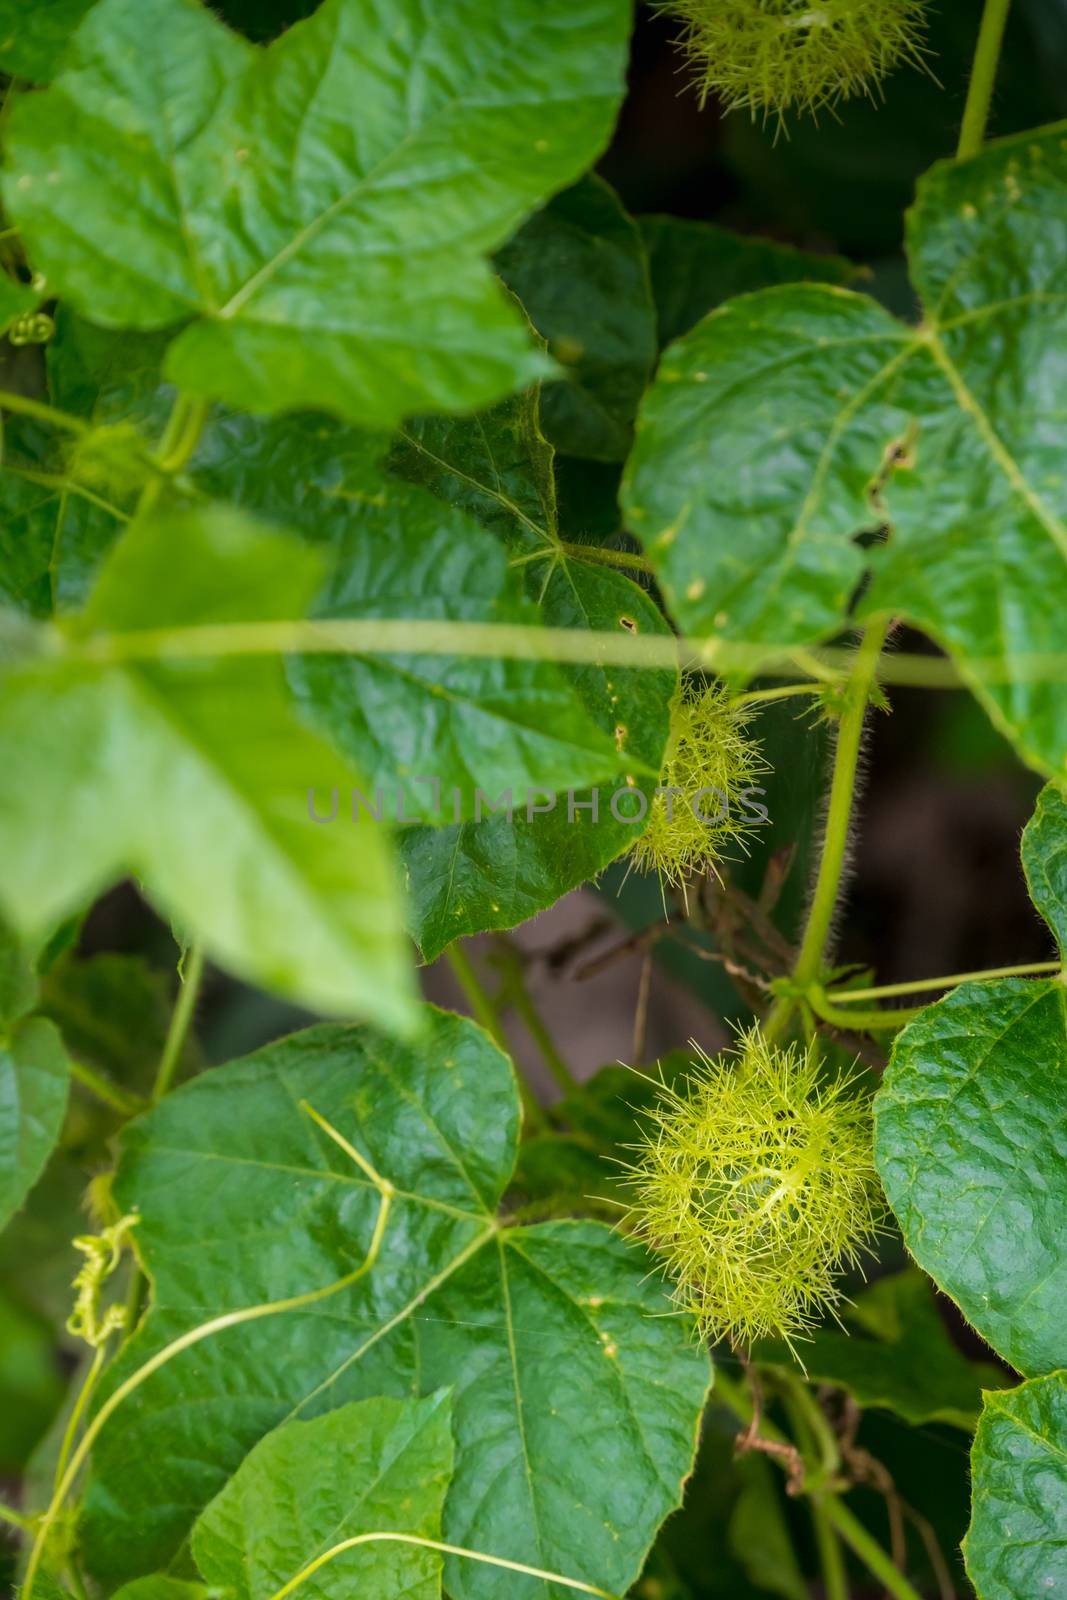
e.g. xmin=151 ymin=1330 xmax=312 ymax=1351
xmin=625 ymin=1027 xmax=884 ymax=1350
xmin=628 ymin=679 xmax=768 ymax=890
xmin=658 ymin=0 xmax=931 ymax=121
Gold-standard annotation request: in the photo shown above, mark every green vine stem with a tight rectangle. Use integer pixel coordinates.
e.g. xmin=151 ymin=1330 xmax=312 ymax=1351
xmin=825 ymin=958 xmax=1063 ymax=1003
xmin=0 ymin=1498 xmax=33 ymax=1533
xmin=52 ymin=1345 xmax=108 ymax=1492
xmin=804 ymin=987 xmax=925 ymax=1035
xmin=715 ymin=1372 xmax=923 ymax=1600
xmin=820 ymin=1496 xmax=924 ymax=1600
xmin=957 ymin=0 xmax=1013 ymax=161
xmin=136 ymin=391 xmax=210 ymax=516
xmin=152 ymin=944 xmax=205 ymax=1104
xmin=490 ymin=935 xmax=579 ymax=1095
xmin=732 ymin=683 xmax=827 ymax=709
xmin=0 ymin=388 xmax=88 ymax=435
xmin=764 ymin=618 xmax=890 ymax=1041
xmin=444 ymin=941 xmax=550 ymax=1130
xmin=70 ymin=614 xmax=1035 ymax=693
xmin=21 ymin=1102 xmax=398 ymax=1600
xmin=265 ymin=1533 xmax=621 ymax=1600
xmin=811 ymin=1497 xmax=851 ymax=1600
xmin=67 ymin=1058 xmax=145 ymax=1117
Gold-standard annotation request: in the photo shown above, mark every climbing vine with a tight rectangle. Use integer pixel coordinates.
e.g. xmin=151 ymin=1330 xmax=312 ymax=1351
xmin=0 ymin=1 xmax=1064 ymax=1597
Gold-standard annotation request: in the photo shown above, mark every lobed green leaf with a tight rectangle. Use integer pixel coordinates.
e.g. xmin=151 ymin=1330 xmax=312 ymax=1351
xmin=6 ymin=0 xmax=631 ymax=429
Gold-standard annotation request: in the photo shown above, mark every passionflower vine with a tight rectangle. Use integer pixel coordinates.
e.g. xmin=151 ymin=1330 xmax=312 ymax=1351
xmin=657 ymin=0 xmax=931 ymax=121
xmin=625 ymin=1027 xmax=884 ymax=1349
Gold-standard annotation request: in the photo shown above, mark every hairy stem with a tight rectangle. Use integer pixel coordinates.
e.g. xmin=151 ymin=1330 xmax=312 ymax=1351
xmin=53 ymin=1345 xmax=107 ymax=1492
xmin=957 ymin=0 xmax=1013 ymax=161
xmin=765 ymin=619 xmax=889 ymax=1040
xmin=265 ymin=1531 xmax=621 ymax=1600
xmin=0 ymin=1498 xmax=32 ymax=1533
xmin=806 ymin=987 xmax=925 ymax=1035
xmin=732 ymin=683 xmax=826 ymax=708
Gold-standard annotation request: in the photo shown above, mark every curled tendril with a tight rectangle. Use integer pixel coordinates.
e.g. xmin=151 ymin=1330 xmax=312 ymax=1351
xmin=9 ymin=310 xmax=55 ymax=347
xmin=657 ymin=0 xmax=932 ymax=123
xmin=67 ymin=1213 xmax=140 ymax=1348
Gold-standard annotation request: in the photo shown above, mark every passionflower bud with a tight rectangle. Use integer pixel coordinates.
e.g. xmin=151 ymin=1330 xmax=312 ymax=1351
xmin=625 ymin=1027 xmax=884 ymax=1350
xmin=628 ymin=679 xmax=768 ymax=890
xmin=657 ymin=0 xmax=931 ymax=121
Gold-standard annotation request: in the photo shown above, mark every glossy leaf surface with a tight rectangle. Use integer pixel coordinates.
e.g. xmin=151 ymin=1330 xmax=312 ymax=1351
xmin=965 ymin=1373 xmax=1067 ymax=1599
xmin=625 ymin=125 xmax=1067 ymax=774
xmin=6 ymin=0 xmax=631 ymax=427
xmin=191 ymin=1395 xmax=452 ymax=1600
xmin=876 ymin=783 xmax=1067 ymax=1375
xmin=82 ymin=1008 xmax=710 ymax=1597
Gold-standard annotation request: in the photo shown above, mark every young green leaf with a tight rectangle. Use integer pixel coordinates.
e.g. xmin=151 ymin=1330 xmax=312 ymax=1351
xmin=875 ymin=782 xmax=1067 ymax=1376
xmin=191 ymin=1395 xmax=453 ymax=1600
xmin=623 ymin=124 xmax=1067 ymax=777
xmin=6 ymin=0 xmax=631 ymax=428
xmin=965 ymin=1372 xmax=1067 ymax=1599
xmin=0 ymin=505 xmax=416 ymax=1031
xmin=79 ymin=1007 xmax=710 ymax=1597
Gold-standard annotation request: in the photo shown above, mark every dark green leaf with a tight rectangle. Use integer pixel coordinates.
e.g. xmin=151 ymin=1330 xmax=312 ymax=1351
xmin=6 ymin=0 xmax=630 ymax=428
xmin=965 ymin=1372 xmax=1067 ymax=1598
xmin=82 ymin=1008 xmax=710 ymax=1597
xmin=0 ymin=915 xmax=38 ymax=1024
xmin=399 ymin=557 xmax=672 ymax=958
xmin=498 ymin=176 xmax=657 ymax=462
xmin=0 ymin=1016 xmax=69 ymax=1231
xmin=1021 ymin=782 xmax=1067 ymax=955
xmin=191 ymin=1395 xmax=452 ymax=1600
xmin=0 ymin=1287 xmax=65 ymax=1471
xmin=0 ymin=506 xmax=416 ymax=1030
xmin=638 ymin=215 xmax=854 ymax=349
xmin=624 ymin=125 xmax=1067 ymax=776
xmin=756 ymin=1268 xmax=1001 ymax=1429
xmin=0 ymin=312 xmax=172 ymax=620
xmin=876 ymin=785 xmax=1067 ymax=1375
xmin=0 ymin=0 xmax=93 ymax=82
xmin=728 ymin=1454 xmax=808 ymax=1600
xmin=38 ymin=953 xmax=202 ymax=1093
xmin=390 ymin=396 xmax=674 ymax=955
